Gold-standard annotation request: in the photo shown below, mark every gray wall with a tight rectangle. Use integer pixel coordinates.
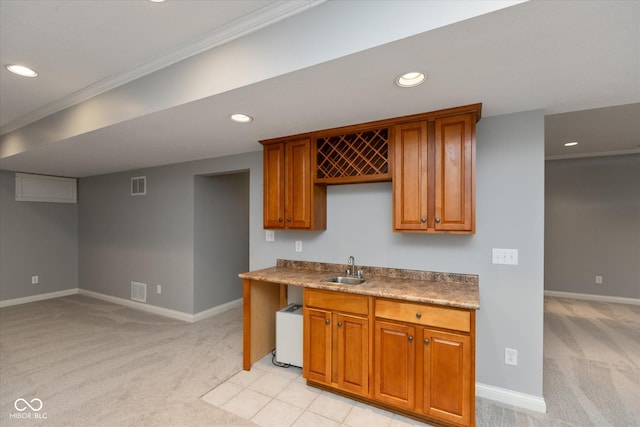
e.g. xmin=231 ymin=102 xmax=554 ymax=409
xmin=0 ymin=170 xmax=78 ymax=300
xmin=78 ymin=153 xmax=263 ymax=315
xmin=78 ymin=164 xmax=196 ymax=313
xmin=545 ymin=154 xmax=640 ymax=298
xmin=194 ymin=172 xmax=249 ymax=313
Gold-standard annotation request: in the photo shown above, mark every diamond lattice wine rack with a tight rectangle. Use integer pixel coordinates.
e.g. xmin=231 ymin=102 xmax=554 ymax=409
xmin=315 ymin=127 xmax=391 ymax=184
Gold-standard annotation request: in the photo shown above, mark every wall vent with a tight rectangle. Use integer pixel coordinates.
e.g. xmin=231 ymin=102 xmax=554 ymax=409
xmin=131 ymin=176 xmax=146 ymax=196
xmin=131 ymin=281 xmax=147 ymax=303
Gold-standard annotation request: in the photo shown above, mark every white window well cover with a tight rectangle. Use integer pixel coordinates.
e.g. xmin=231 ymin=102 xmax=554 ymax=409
xmin=15 ymin=173 xmax=77 ymax=203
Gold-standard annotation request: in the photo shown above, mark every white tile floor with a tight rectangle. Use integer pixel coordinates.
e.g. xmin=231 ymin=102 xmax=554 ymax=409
xmin=201 ymin=355 xmax=433 ymax=427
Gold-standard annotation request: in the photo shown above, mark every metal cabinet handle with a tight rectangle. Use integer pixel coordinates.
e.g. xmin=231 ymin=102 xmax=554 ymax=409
xmin=421 ymin=217 xmax=426 ymax=223
xmin=424 ymin=338 xmax=430 ymax=345
xmin=416 ymin=312 xmax=422 ymax=319
xmin=278 ymin=217 xmax=283 ymax=222
xmin=337 ymin=321 xmax=343 ymax=327
xmin=324 ymin=319 xmax=330 ymax=325
xmin=435 ymin=217 xmax=441 ymax=223
xmin=408 ymin=336 xmax=414 ymax=342
xmin=287 ymin=217 xmax=292 ymax=222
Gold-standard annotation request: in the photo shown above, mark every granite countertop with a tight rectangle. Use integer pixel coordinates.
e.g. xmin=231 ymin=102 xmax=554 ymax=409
xmin=239 ymin=259 xmax=479 ymax=310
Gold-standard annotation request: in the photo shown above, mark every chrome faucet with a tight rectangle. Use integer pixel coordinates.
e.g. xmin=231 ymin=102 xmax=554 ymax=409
xmin=346 ymin=256 xmax=362 ymax=278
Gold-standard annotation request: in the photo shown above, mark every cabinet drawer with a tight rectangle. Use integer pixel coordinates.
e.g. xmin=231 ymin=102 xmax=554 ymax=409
xmin=304 ymin=289 xmax=368 ymax=315
xmin=375 ymin=299 xmax=470 ymax=333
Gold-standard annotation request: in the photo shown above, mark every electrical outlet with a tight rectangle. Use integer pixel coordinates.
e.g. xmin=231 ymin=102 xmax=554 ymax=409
xmin=595 ymin=275 xmax=603 ymax=284
xmin=295 ymin=241 xmax=302 ymax=252
xmin=265 ymin=230 xmax=275 ymax=242
xmin=31 ymin=275 xmax=39 ymax=284
xmin=157 ymin=285 xmax=162 ymax=294
xmin=505 ymin=348 xmax=518 ymax=366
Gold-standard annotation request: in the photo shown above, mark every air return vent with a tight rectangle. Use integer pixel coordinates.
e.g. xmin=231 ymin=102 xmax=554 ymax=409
xmin=131 ymin=282 xmax=147 ymax=303
xmin=131 ymin=176 xmax=146 ymax=196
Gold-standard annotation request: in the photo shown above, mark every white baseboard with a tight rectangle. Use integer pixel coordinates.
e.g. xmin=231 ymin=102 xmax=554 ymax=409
xmin=476 ymin=383 xmax=547 ymax=413
xmin=193 ymin=298 xmax=243 ymax=322
xmin=1 ymin=288 xmax=242 ymax=323
xmin=78 ymin=289 xmax=195 ymax=322
xmin=545 ymin=290 xmax=640 ymax=306
xmin=0 ymin=288 xmax=78 ymax=308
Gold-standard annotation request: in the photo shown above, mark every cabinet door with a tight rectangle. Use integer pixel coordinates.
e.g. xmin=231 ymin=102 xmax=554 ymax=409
xmin=286 ymin=139 xmax=312 ymax=229
xmin=422 ymin=328 xmax=472 ymax=426
xmin=303 ymin=308 xmax=331 ymax=384
xmin=263 ymin=142 xmax=285 ymax=229
xmin=434 ymin=114 xmax=474 ymax=232
xmin=393 ymin=122 xmax=429 ymax=231
xmin=374 ymin=320 xmax=416 ymax=410
xmin=335 ymin=313 xmax=369 ymax=396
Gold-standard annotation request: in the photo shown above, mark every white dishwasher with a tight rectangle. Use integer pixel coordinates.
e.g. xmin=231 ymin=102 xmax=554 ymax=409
xmin=275 ymin=303 xmax=303 ymax=367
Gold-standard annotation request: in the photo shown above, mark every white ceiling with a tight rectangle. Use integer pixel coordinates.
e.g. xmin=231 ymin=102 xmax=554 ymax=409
xmin=1 ymin=0 xmax=639 ymax=178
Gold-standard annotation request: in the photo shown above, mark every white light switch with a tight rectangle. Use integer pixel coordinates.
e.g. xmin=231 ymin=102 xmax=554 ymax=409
xmin=295 ymin=241 xmax=302 ymax=252
xmin=265 ymin=230 xmax=275 ymax=242
xmin=492 ymin=248 xmax=519 ymax=265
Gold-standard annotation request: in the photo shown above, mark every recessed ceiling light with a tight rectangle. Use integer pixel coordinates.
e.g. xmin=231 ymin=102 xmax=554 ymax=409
xmin=564 ymin=141 xmax=579 ymax=147
xmin=395 ymin=71 xmax=427 ymax=88
xmin=230 ymin=113 xmax=253 ymax=123
xmin=5 ymin=64 xmax=38 ymax=77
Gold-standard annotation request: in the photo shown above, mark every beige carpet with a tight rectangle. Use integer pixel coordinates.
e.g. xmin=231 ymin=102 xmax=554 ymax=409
xmin=1 ymin=295 xmax=638 ymax=426
xmin=0 ymin=295 xmax=254 ymax=426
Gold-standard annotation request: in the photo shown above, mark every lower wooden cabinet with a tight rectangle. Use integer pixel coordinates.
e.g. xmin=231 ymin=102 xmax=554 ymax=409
xmin=374 ymin=320 xmax=416 ymax=410
xmin=304 ymin=290 xmax=475 ymax=427
xmin=304 ymin=307 xmax=331 ymax=383
xmin=422 ymin=328 xmax=472 ymax=426
xmin=303 ymin=290 xmax=369 ymax=397
xmin=373 ymin=320 xmax=472 ymax=425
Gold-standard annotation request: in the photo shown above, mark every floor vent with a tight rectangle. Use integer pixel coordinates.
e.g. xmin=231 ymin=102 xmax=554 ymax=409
xmin=131 ymin=282 xmax=147 ymax=303
xmin=131 ymin=176 xmax=146 ymax=196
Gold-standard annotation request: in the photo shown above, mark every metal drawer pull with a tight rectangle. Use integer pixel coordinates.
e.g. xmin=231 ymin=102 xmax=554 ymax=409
xmin=408 ymin=336 xmax=414 ymax=342
xmin=416 ymin=312 xmax=422 ymax=319
xmin=337 ymin=321 xmax=343 ymax=327
xmin=424 ymin=338 xmax=430 ymax=345
xmin=325 ymin=319 xmax=330 ymax=325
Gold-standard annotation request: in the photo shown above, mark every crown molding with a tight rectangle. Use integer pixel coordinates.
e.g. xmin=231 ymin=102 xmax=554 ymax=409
xmin=0 ymin=0 xmax=326 ymax=136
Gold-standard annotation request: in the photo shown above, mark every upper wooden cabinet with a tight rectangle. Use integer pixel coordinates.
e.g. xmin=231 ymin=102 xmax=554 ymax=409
xmin=261 ymin=138 xmax=326 ymax=230
xmin=261 ymin=103 xmax=480 ymax=232
xmin=393 ymin=121 xmax=429 ymax=232
xmin=434 ymin=114 xmax=474 ymax=232
xmin=392 ymin=106 xmax=479 ymax=233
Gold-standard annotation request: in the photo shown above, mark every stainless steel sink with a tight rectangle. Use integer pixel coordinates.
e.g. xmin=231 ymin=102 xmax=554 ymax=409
xmin=322 ymin=276 xmax=366 ymax=285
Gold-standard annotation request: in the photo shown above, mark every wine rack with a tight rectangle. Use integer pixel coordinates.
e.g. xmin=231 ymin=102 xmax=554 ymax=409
xmin=315 ymin=128 xmax=390 ymax=184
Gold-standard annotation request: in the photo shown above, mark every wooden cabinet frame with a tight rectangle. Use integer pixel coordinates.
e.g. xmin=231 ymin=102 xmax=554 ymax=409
xmin=303 ymin=289 xmax=370 ymax=397
xmin=392 ymin=108 xmax=479 ymax=234
xmin=261 ymin=103 xmax=481 ymax=233
xmin=300 ymin=289 xmax=476 ymax=427
xmin=262 ymin=138 xmax=327 ymax=230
